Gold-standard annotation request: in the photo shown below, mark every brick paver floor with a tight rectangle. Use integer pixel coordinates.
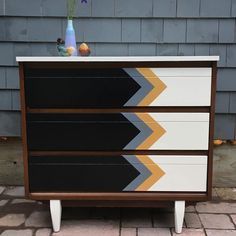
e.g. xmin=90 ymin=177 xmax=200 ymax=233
xmin=0 ymin=186 xmax=236 ymax=236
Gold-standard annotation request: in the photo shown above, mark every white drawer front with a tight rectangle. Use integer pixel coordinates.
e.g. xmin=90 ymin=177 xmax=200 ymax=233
xmin=126 ymin=68 xmax=212 ymax=107
xmin=151 ymin=68 xmax=212 ymax=106
xmin=123 ymin=155 xmax=207 ymax=192
xmin=149 ymin=155 xmax=208 ymax=192
xmin=123 ymin=113 xmax=210 ymax=150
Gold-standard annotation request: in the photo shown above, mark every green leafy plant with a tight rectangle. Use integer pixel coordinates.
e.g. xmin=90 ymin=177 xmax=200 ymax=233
xmin=67 ymin=0 xmax=78 ymax=20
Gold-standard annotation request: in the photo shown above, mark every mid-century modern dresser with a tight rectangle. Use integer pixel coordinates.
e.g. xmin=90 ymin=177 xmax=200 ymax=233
xmin=17 ymin=56 xmax=219 ymax=233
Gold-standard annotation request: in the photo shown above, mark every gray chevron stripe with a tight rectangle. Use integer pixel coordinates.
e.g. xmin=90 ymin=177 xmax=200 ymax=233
xmin=122 ymin=113 xmax=153 ymax=150
xmin=123 ymin=68 xmax=153 ymax=106
xmin=123 ymin=155 xmax=151 ymax=191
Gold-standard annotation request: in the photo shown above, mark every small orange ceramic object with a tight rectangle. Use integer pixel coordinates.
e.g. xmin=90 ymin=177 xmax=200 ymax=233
xmin=213 ymin=139 xmax=223 ymax=146
xmin=66 ymin=46 xmax=76 ymax=56
xmin=79 ymin=43 xmax=91 ymax=56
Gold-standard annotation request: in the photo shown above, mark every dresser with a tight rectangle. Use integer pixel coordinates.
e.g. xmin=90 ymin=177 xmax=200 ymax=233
xmin=17 ymin=56 xmax=219 ymax=233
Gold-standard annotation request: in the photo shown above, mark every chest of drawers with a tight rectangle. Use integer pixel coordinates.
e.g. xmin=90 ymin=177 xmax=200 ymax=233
xmin=17 ymin=56 xmax=219 ymax=233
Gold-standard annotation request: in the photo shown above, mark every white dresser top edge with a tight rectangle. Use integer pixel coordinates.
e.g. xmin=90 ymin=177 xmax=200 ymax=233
xmin=16 ymin=56 xmax=219 ymax=62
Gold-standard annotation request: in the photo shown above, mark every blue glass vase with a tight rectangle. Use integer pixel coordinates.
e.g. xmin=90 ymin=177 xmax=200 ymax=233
xmin=65 ymin=19 xmax=77 ymax=56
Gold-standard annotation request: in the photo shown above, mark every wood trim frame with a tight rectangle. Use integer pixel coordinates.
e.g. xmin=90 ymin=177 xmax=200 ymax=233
xmin=29 ymin=192 xmax=208 ymax=201
xmin=60 ymin=200 xmax=174 ymax=208
xmin=19 ymin=63 xmax=30 ymax=197
xmin=27 ymin=107 xmax=210 ymax=113
xmin=29 ymin=150 xmax=209 ymax=156
xmin=24 ymin=61 xmax=212 ymax=69
xmin=19 ymin=60 xmax=217 ymax=203
xmin=207 ymin=61 xmax=217 ymax=200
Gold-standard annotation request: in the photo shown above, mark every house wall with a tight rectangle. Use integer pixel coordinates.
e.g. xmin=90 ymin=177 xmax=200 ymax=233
xmin=0 ymin=0 xmax=235 ymax=139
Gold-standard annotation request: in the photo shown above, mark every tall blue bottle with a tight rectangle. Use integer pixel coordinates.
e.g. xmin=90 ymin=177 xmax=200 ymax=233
xmin=65 ymin=19 xmax=77 ymax=56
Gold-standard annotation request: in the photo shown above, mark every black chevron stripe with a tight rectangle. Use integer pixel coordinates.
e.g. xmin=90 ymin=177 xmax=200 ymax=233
xmin=29 ymin=155 xmax=140 ymax=192
xmin=25 ymin=68 xmax=141 ymax=108
xmin=27 ymin=113 xmax=141 ymax=151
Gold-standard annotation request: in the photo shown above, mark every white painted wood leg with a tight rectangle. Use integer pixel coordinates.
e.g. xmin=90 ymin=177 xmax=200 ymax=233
xmin=50 ymin=200 xmax=62 ymax=232
xmin=174 ymin=201 xmax=185 ymax=234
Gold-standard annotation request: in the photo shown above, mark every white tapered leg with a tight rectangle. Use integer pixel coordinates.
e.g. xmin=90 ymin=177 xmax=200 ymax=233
xmin=174 ymin=201 xmax=185 ymax=234
xmin=50 ymin=200 xmax=62 ymax=232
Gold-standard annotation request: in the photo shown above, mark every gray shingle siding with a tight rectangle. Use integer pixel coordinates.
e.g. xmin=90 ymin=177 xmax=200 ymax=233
xmin=0 ymin=112 xmax=21 ymax=136
xmin=0 ymin=90 xmax=11 ymax=110
xmin=0 ymin=68 xmax=6 ymax=88
xmin=187 ymin=19 xmax=218 ymax=43
xmin=129 ymin=44 xmax=156 ymax=56
xmin=200 ymin=0 xmax=232 ymax=17
xmin=215 ymin=93 xmax=230 ymax=113
xmin=217 ymin=69 xmax=236 ymax=91
xmin=141 ymin=19 xmax=163 ymax=43
xmin=115 ymin=0 xmax=153 ymax=17
xmin=28 ymin=18 xmax=62 ymax=42
xmin=177 ymin=0 xmax=200 ymax=17
xmin=164 ymin=20 xmax=186 ymax=43
xmin=232 ymin=0 xmax=236 ymax=17
xmin=4 ymin=0 xmax=42 ymax=16
xmin=6 ymin=67 xmax=20 ymax=89
xmin=95 ymin=43 xmax=128 ymax=56
xmin=5 ymin=18 xmax=28 ymax=41
xmin=178 ymin=44 xmax=195 ymax=56
xmin=92 ymin=0 xmax=114 ymax=17
xmin=214 ymin=115 xmax=236 ymax=140
xmin=122 ymin=19 xmax=141 ymax=43
xmin=11 ymin=90 xmax=20 ymax=111
xmin=153 ymin=0 xmax=177 ymax=17
xmin=0 ymin=0 xmax=4 ymax=15
xmin=229 ymin=93 xmax=236 ymax=114
xmin=219 ymin=19 xmax=235 ymax=43
xmin=227 ymin=45 xmax=236 ymax=67
xmin=42 ymin=0 xmax=67 ymax=17
xmin=0 ymin=43 xmax=14 ymax=65
xmin=84 ymin=19 xmax=122 ymax=42
xmin=0 ymin=0 xmax=235 ymax=139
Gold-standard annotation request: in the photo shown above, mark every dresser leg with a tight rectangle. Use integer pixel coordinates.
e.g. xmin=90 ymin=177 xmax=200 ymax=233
xmin=50 ymin=200 xmax=62 ymax=232
xmin=174 ymin=201 xmax=185 ymax=234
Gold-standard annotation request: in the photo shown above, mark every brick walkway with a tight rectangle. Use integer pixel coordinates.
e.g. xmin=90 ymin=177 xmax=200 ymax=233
xmin=0 ymin=187 xmax=236 ymax=236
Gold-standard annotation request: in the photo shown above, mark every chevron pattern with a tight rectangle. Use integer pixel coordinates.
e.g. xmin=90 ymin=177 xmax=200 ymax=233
xmin=123 ymin=155 xmax=165 ymax=191
xmin=124 ymin=68 xmax=167 ymax=106
xmin=122 ymin=113 xmax=166 ymax=150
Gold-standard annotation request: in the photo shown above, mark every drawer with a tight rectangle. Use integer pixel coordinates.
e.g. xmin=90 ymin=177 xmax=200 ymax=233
xmin=29 ymin=155 xmax=207 ymax=192
xmin=24 ymin=67 xmax=211 ymax=108
xmin=27 ymin=113 xmax=209 ymax=151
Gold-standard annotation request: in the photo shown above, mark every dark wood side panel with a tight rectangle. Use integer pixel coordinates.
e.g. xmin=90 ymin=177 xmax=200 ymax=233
xmin=207 ymin=62 xmax=217 ymax=200
xmin=19 ymin=63 xmax=29 ymax=197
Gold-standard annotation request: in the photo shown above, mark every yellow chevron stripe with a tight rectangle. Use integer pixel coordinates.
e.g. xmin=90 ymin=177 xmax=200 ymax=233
xmin=135 ymin=155 xmax=165 ymax=191
xmin=136 ymin=113 xmax=166 ymax=150
xmin=137 ymin=68 xmax=167 ymax=106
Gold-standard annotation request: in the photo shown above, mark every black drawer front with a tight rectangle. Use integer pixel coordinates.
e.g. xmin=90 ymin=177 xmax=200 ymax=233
xmin=24 ymin=68 xmax=140 ymax=108
xmin=27 ymin=113 xmax=140 ymax=151
xmin=29 ymin=156 xmax=140 ymax=192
